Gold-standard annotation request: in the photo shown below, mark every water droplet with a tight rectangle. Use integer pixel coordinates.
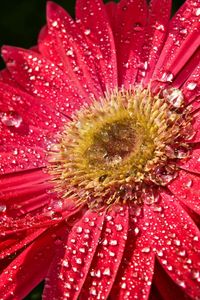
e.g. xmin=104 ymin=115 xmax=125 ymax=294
xmin=103 ymin=268 xmax=111 ymax=276
xmin=195 ymin=8 xmax=200 ymax=16
xmin=115 ymin=224 xmax=123 ymax=231
xmin=90 ymin=287 xmax=97 ymax=296
xmin=76 ymin=226 xmax=83 ymax=233
xmin=174 ymin=239 xmax=181 ymax=246
xmin=192 ymin=269 xmax=200 ymax=280
xmin=187 ymin=82 xmax=197 ymax=91
xmin=185 ymin=179 xmax=193 ymax=188
xmin=0 ymin=204 xmax=7 ymax=213
xmin=63 ymin=259 xmax=70 ymax=268
xmin=0 ymin=111 xmax=22 ymax=128
xmin=66 ymin=49 xmax=74 ymax=57
xmin=134 ymin=227 xmax=140 ymax=235
xmin=163 ymin=88 xmax=184 ymax=108
xmin=52 ymin=21 xmax=58 ymax=27
xmin=157 ymin=250 xmax=164 ymax=257
xmin=84 ymin=29 xmax=91 ymax=35
xmin=109 ymin=240 xmax=118 ymax=246
xmin=121 ymin=283 xmax=127 ymax=289
xmin=160 ymin=71 xmax=174 ymax=82
xmin=75 ymin=258 xmax=82 ymax=265
xmin=177 ymin=280 xmax=186 ymax=288
xmin=133 ymin=22 xmax=144 ymax=32
xmin=141 ymin=247 xmax=151 ymax=253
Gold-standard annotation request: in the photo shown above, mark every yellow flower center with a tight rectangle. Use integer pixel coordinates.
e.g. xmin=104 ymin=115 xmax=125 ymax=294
xmin=48 ymin=87 xmax=192 ymax=209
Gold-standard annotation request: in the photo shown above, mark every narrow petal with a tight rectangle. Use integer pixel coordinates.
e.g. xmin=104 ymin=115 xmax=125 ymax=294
xmin=80 ymin=205 xmax=129 ymax=299
xmin=153 ymin=260 xmax=192 ymax=300
xmin=168 ymin=170 xmax=200 ymax=215
xmin=0 ymin=225 xmax=67 ymax=299
xmin=43 ymin=210 xmax=105 ymax=300
xmin=105 ymin=1 xmax=117 ymax=29
xmin=181 ymin=60 xmax=200 ymax=103
xmin=178 ymin=145 xmax=200 ymax=174
xmin=111 ymin=204 xmax=155 ymax=300
xmin=114 ymin=0 xmax=148 ymax=86
xmin=0 ymin=228 xmax=45 ymax=260
xmin=172 ymin=48 xmax=200 ymax=91
xmin=139 ymin=0 xmax=172 ymax=85
xmin=76 ymin=0 xmax=118 ymax=91
xmin=153 ymin=0 xmax=200 ymax=83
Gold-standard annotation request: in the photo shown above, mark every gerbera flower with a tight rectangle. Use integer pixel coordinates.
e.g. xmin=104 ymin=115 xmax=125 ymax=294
xmin=0 ymin=0 xmax=200 ymax=299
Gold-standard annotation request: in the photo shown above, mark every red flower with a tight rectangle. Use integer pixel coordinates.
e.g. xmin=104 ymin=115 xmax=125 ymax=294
xmin=0 ymin=0 xmax=200 ymax=299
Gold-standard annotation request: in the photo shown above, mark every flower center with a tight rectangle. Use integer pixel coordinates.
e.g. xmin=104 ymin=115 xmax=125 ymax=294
xmin=48 ymin=87 xmax=192 ymax=209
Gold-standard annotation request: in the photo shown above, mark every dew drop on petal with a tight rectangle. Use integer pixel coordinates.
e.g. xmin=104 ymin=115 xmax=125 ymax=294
xmin=0 ymin=204 xmax=7 ymax=213
xmin=141 ymin=247 xmax=151 ymax=253
xmin=187 ymin=82 xmax=197 ymax=91
xmin=160 ymin=71 xmax=174 ymax=82
xmin=103 ymin=267 xmax=111 ymax=276
xmin=163 ymin=88 xmax=184 ymax=108
xmin=0 ymin=111 xmax=23 ymax=128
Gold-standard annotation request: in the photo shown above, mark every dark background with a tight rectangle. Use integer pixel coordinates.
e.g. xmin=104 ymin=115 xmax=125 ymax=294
xmin=0 ymin=0 xmax=185 ymax=299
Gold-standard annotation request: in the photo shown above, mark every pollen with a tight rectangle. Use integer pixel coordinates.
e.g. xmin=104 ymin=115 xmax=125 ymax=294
xmin=48 ymin=87 xmax=192 ymax=209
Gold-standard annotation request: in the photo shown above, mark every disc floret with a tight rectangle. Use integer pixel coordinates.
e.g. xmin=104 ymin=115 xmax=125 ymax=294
xmin=48 ymin=87 xmax=192 ymax=208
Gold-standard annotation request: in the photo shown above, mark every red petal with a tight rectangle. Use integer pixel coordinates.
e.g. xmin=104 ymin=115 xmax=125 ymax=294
xmin=114 ymin=0 xmax=148 ymax=87
xmin=43 ymin=209 xmax=105 ymax=300
xmin=140 ymin=0 xmax=172 ymax=85
xmin=111 ymin=204 xmax=155 ymax=300
xmin=168 ymin=170 xmax=200 ymax=215
xmin=153 ymin=260 xmax=192 ymax=300
xmin=0 ymin=228 xmax=45 ymax=260
xmin=178 ymin=145 xmax=200 ymax=174
xmin=153 ymin=0 xmax=200 ymax=83
xmin=0 ymin=81 xmax=65 ymax=132
xmin=2 ymin=46 xmax=88 ymax=115
xmin=39 ymin=2 xmax=103 ymax=99
xmin=80 ymin=205 xmax=129 ymax=300
xmin=172 ymin=48 xmax=200 ymax=92
xmin=0 ymin=225 xmax=66 ymax=299
xmin=181 ymin=60 xmax=200 ymax=104
xmin=105 ymin=1 xmax=117 ymax=30
xmin=144 ymin=190 xmax=200 ymax=299
xmin=75 ymin=0 xmax=117 ymax=91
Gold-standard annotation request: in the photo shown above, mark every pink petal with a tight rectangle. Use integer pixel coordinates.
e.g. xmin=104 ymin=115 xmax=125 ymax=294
xmin=43 ymin=209 xmax=105 ymax=300
xmin=144 ymin=190 xmax=200 ymax=299
xmin=2 ymin=46 xmax=88 ymax=115
xmin=39 ymin=2 xmax=103 ymax=99
xmin=168 ymin=170 xmax=200 ymax=215
xmin=178 ymin=145 xmax=200 ymax=174
xmin=114 ymin=0 xmax=148 ymax=87
xmin=0 ymin=225 xmax=67 ymax=299
xmin=153 ymin=0 xmax=200 ymax=83
xmin=75 ymin=0 xmax=117 ymax=91
xmin=139 ymin=0 xmax=172 ymax=85
xmin=111 ymin=204 xmax=155 ymax=300
xmin=80 ymin=206 xmax=129 ymax=299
